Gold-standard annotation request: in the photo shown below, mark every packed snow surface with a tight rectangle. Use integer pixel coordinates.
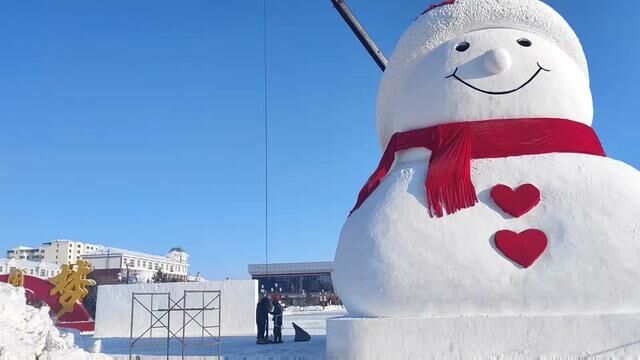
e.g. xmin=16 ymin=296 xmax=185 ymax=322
xmin=76 ymin=307 xmax=347 ymax=359
xmin=0 ymin=282 xmax=110 ymax=360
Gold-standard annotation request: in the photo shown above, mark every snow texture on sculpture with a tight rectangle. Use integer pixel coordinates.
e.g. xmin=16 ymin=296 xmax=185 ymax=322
xmin=332 ymin=0 xmax=640 ymax=319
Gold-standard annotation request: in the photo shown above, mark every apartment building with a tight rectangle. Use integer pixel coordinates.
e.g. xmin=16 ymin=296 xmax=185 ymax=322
xmin=41 ymin=239 xmax=104 ymax=266
xmin=6 ymin=246 xmax=44 ymax=261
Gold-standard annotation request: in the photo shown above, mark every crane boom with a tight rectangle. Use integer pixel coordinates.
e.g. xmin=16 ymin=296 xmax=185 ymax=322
xmin=331 ymin=0 xmax=387 ymax=71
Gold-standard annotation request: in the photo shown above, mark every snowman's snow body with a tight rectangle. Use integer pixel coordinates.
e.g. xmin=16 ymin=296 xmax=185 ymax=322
xmin=333 ymin=1 xmax=640 ymax=318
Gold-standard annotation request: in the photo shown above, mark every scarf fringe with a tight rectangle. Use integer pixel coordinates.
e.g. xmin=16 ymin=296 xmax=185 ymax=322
xmin=426 ymin=124 xmax=477 ymax=217
xmin=427 ymin=177 xmax=478 ymax=217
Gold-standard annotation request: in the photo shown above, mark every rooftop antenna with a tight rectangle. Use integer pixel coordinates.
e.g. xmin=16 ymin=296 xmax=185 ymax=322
xmin=331 ymin=0 xmax=387 ymax=71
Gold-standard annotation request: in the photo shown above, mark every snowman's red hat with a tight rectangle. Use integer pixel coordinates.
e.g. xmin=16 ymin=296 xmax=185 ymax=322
xmin=404 ymin=0 xmax=588 ymax=76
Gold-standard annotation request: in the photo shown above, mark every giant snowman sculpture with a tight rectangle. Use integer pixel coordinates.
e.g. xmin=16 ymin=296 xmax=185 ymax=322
xmin=327 ymin=0 xmax=640 ymax=358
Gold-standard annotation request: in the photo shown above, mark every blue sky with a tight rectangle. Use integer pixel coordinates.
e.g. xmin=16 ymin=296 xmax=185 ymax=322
xmin=0 ymin=1 xmax=638 ymax=280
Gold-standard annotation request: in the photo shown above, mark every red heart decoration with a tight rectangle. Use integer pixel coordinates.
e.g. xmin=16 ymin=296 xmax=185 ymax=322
xmin=491 ymin=184 xmax=541 ymax=218
xmin=495 ymin=229 xmax=548 ymax=268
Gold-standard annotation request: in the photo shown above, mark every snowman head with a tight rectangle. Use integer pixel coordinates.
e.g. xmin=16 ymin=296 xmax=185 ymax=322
xmin=377 ymin=0 xmax=593 ymax=149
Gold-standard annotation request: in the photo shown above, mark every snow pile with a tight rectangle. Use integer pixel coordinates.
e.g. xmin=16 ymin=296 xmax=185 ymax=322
xmin=0 ymin=283 xmax=111 ymax=360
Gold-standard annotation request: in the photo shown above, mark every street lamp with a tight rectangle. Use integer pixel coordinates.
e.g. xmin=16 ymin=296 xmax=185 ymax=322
xmin=118 ymin=263 xmax=131 ymax=284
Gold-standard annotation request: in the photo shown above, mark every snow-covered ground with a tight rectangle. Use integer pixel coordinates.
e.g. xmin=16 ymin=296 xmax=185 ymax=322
xmin=0 ymin=282 xmax=345 ymax=360
xmin=76 ymin=306 xmax=347 ymax=359
xmin=0 ymin=283 xmax=111 ymax=360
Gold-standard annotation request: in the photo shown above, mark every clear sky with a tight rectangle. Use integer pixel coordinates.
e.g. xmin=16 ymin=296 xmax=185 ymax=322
xmin=0 ymin=1 xmax=638 ymax=280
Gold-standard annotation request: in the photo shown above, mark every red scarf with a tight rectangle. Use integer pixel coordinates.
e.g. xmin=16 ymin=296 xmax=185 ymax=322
xmin=351 ymin=118 xmax=606 ymax=218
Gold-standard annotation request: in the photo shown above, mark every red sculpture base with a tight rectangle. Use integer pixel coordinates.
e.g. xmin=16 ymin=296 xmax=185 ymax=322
xmin=0 ymin=274 xmax=95 ymax=332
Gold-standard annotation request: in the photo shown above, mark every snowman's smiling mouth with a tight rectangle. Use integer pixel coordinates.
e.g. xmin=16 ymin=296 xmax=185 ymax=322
xmin=446 ymin=63 xmax=551 ymax=95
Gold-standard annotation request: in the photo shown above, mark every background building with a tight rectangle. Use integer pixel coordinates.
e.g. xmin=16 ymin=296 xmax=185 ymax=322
xmin=167 ymin=247 xmax=190 ymax=265
xmin=4 ymin=240 xmax=193 ymax=285
xmin=82 ymin=247 xmax=190 ymax=284
xmin=248 ymin=261 xmax=340 ymax=306
xmin=0 ymin=258 xmax=60 ymax=278
xmin=41 ymin=239 xmax=104 ymax=266
xmin=6 ymin=246 xmax=44 ymax=261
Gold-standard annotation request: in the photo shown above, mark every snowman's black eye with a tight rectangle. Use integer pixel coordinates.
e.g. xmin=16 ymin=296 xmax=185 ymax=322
xmin=455 ymin=42 xmax=470 ymax=52
xmin=517 ymin=38 xmax=532 ymax=47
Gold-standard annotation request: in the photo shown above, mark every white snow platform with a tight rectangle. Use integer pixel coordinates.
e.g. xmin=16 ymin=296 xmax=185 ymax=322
xmin=326 ymin=314 xmax=640 ymax=359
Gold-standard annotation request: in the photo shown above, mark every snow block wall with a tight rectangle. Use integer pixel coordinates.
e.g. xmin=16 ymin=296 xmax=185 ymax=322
xmin=94 ymin=280 xmax=258 ymax=338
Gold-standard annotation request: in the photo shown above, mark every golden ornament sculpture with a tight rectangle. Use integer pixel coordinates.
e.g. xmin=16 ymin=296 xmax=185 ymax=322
xmin=49 ymin=260 xmax=96 ymax=317
xmin=8 ymin=268 xmax=25 ymax=287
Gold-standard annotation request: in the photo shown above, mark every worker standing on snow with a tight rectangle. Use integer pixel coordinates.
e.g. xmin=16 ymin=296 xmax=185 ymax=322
xmin=256 ymin=297 xmax=271 ymax=344
xmin=270 ymin=299 xmax=283 ymax=343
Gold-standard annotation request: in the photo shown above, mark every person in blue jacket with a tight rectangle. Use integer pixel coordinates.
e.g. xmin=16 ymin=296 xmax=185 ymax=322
xmin=270 ymin=300 xmax=283 ymax=343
